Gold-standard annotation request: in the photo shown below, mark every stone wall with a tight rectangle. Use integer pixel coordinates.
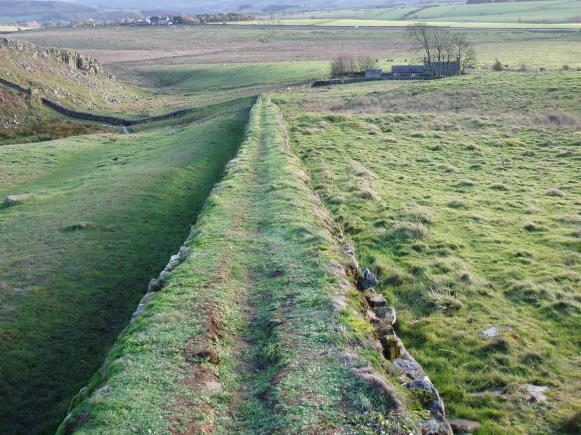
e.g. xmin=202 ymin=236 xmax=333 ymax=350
xmin=0 ymin=77 xmax=31 ymax=95
xmin=41 ymin=97 xmax=193 ymax=126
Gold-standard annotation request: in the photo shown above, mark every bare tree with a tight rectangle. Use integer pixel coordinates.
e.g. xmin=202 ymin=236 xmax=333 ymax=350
xmin=330 ymin=56 xmax=377 ymax=77
xmin=407 ymin=23 xmax=476 ymax=76
xmin=408 ymin=23 xmax=433 ymax=67
xmin=452 ymin=33 xmax=476 ymax=73
xmin=356 ymin=56 xmax=378 ymax=71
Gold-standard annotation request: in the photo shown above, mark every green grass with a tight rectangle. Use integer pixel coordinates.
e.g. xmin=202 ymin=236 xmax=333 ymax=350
xmin=135 ymin=61 xmax=329 ymax=94
xmin=279 ymin=0 xmax=581 ymax=25
xmin=274 ymin=71 xmax=580 ymax=433
xmin=411 ymin=0 xmax=581 ymax=24
xmin=0 ymin=99 xmax=251 ymax=434
xmin=58 ymin=97 xmax=428 ymax=434
xmin=238 ymin=18 xmax=581 ymax=29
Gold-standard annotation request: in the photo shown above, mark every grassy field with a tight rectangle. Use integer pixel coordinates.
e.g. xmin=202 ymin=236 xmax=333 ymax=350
xmin=12 ymin=26 xmax=581 ymax=78
xmin=285 ymin=0 xmax=581 ymax=24
xmin=239 ymin=18 xmax=581 ymax=29
xmin=0 ymin=99 xmax=251 ymax=434
xmin=273 ymin=71 xmax=580 ymax=433
xmin=134 ymin=61 xmax=328 ymax=95
xmin=58 ymin=97 xmax=437 ymax=434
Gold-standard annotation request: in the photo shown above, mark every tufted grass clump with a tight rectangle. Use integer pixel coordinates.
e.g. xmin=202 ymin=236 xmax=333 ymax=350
xmin=490 ymin=182 xmax=509 ymax=191
xmin=390 ymin=221 xmax=429 ymax=241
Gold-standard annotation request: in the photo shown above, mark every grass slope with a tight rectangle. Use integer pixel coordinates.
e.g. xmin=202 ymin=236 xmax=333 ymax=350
xmin=0 ymin=100 xmax=251 ymax=434
xmin=135 ymin=61 xmax=328 ymax=95
xmin=274 ymin=71 xmax=581 ymax=433
xmin=59 ymin=97 xmax=429 ymax=434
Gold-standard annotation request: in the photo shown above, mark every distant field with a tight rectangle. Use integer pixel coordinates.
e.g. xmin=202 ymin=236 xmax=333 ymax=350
xmin=239 ymin=18 xmax=581 ymax=29
xmin=135 ymin=61 xmax=329 ymax=94
xmin=274 ymin=71 xmax=581 ymax=433
xmin=283 ymin=0 xmax=581 ymax=24
xmin=11 ymin=26 xmax=581 ymax=79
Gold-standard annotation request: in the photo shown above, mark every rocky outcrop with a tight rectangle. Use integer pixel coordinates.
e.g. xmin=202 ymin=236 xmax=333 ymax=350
xmin=0 ymin=37 xmax=110 ymax=78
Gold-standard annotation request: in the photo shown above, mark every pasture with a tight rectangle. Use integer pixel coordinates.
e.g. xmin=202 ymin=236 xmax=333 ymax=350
xmin=285 ymin=0 xmax=581 ymax=24
xmin=274 ymin=70 xmax=581 ymax=433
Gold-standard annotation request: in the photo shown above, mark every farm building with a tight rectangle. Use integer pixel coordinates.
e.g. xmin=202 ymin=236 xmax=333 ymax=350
xmin=392 ymin=61 xmax=460 ymax=79
xmin=149 ymin=16 xmax=173 ymax=26
xmin=364 ymin=69 xmax=383 ymax=79
xmin=391 ymin=65 xmax=430 ymax=80
xmin=427 ymin=61 xmax=460 ymax=77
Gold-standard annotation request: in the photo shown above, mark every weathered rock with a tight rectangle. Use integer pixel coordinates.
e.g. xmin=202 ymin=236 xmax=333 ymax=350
xmin=380 ymin=334 xmax=404 ymax=360
xmin=131 ymin=292 xmax=155 ymax=320
xmin=366 ymin=292 xmax=387 ymax=308
xmin=419 ymin=416 xmax=453 ymax=435
xmin=160 ymin=246 xmax=191 ymax=278
xmin=360 ymin=268 xmax=378 ymax=290
xmin=64 ymin=221 xmax=93 ymax=231
xmin=524 ymin=384 xmax=550 ymax=402
xmin=407 ymin=376 xmax=446 ymax=416
xmin=375 ymin=323 xmax=394 ymax=337
xmin=91 ymin=384 xmax=112 ymax=398
xmin=481 ymin=326 xmax=513 ymax=338
xmin=468 ymin=387 xmax=505 ymax=397
xmin=3 ymin=194 xmax=30 ymax=207
xmin=147 ymin=278 xmax=165 ymax=293
xmin=448 ymin=419 xmax=481 ymax=434
xmin=373 ymin=306 xmax=396 ymax=325
xmin=366 ymin=309 xmax=378 ymax=323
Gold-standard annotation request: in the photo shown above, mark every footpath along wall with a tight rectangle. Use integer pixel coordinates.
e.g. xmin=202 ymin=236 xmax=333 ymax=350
xmin=58 ymin=97 xmax=452 ymax=434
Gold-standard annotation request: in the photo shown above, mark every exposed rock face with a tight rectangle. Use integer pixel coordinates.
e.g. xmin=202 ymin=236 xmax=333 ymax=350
xmin=0 ymin=37 xmax=110 ymax=78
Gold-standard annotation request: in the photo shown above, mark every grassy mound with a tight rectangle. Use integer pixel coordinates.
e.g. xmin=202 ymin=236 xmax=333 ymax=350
xmin=58 ymin=97 xmax=440 ymax=434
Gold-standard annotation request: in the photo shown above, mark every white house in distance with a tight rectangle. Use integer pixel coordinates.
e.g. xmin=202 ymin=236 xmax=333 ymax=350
xmin=149 ymin=16 xmax=173 ymax=26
